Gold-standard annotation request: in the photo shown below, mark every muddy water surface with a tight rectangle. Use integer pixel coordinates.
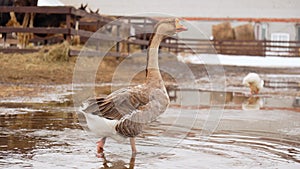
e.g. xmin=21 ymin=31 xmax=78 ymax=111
xmin=0 ymin=84 xmax=300 ymax=168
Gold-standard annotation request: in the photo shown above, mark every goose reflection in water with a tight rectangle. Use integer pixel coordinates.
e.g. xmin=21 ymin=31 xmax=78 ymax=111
xmin=242 ymin=96 xmax=264 ymax=110
xmin=99 ymin=154 xmax=135 ymax=169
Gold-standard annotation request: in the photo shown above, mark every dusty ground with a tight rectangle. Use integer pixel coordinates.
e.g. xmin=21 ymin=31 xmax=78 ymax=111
xmin=0 ymin=43 xmax=299 ymax=97
xmin=0 ymin=46 xmax=110 ymax=85
xmin=0 ymin=44 xmax=163 ymax=85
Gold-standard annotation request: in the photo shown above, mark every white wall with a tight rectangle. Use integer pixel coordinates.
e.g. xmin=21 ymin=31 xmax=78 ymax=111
xmin=268 ymin=23 xmax=297 ymax=40
xmin=60 ymin=0 xmax=300 ymax=18
xmin=59 ymin=0 xmax=300 ymax=40
xmin=38 ymin=0 xmax=64 ymax=6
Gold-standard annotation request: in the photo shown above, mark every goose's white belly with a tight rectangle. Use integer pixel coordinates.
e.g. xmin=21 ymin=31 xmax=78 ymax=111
xmin=84 ymin=113 xmax=126 ymax=142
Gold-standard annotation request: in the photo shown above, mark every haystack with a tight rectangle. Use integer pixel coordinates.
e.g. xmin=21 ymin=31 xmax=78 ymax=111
xmin=233 ymin=24 xmax=255 ymax=40
xmin=212 ymin=22 xmax=234 ymax=40
xmin=42 ymin=41 xmax=70 ymax=62
xmin=233 ymin=24 xmax=263 ymax=55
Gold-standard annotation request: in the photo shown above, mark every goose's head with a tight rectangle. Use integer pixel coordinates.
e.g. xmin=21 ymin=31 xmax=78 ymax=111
xmin=154 ymin=18 xmax=188 ymax=37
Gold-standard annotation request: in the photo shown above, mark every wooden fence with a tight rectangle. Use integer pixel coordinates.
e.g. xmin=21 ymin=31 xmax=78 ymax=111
xmin=0 ymin=6 xmax=299 ymax=57
xmin=163 ymin=38 xmax=300 ymax=57
xmin=125 ymin=38 xmax=300 ymax=57
xmin=0 ymin=6 xmax=158 ymax=53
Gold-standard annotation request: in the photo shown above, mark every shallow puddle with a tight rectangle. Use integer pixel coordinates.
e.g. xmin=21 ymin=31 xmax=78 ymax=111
xmin=0 ymin=84 xmax=299 ymax=168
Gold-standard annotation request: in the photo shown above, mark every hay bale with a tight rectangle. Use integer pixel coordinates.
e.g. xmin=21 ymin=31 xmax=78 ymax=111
xmin=72 ymin=35 xmax=80 ymax=46
xmin=232 ymin=24 xmax=263 ymax=56
xmin=233 ymin=24 xmax=255 ymax=40
xmin=42 ymin=41 xmax=70 ymax=62
xmin=212 ymin=22 xmax=234 ymax=40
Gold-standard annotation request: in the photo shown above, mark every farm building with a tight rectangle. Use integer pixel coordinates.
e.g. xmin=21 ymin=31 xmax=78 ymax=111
xmin=0 ymin=0 xmax=299 ymax=57
xmin=60 ymin=0 xmax=300 ymax=41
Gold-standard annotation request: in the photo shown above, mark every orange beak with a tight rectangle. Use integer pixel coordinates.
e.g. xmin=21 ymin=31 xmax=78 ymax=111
xmin=175 ymin=18 xmax=188 ymax=32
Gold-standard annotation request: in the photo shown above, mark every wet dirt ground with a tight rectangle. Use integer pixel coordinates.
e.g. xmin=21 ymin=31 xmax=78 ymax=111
xmin=0 ymin=82 xmax=299 ymax=169
xmin=0 ymin=49 xmax=300 ymax=168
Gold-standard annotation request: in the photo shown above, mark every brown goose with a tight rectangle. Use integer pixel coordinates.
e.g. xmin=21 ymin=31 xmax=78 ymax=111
xmin=80 ymin=18 xmax=187 ymax=157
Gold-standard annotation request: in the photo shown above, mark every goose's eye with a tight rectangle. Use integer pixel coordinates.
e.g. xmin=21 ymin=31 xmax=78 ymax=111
xmin=178 ymin=20 xmax=184 ymax=25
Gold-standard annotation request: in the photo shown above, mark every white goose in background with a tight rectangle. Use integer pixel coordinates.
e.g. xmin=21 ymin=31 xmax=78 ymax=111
xmin=80 ymin=18 xmax=187 ymax=157
xmin=242 ymin=72 xmax=264 ymax=94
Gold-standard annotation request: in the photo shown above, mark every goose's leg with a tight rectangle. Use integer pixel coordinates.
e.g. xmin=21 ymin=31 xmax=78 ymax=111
xmin=97 ymin=137 xmax=106 ymax=151
xmin=96 ymin=137 xmax=106 ymax=158
xmin=129 ymin=153 xmax=136 ymax=169
xmin=130 ymin=137 xmax=137 ymax=154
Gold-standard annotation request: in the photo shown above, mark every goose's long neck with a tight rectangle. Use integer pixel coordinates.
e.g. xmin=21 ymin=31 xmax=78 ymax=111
xmin=146 ymin=34 xmax=164 ymax=83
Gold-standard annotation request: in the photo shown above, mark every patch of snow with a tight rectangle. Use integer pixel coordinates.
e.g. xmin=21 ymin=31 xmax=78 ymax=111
xmin=178 ymin=54 xmax=300 ymax=68
xmin=0 ymin=107 xmax=44 ymax=115
xmin=0 ymin=85 xmax=72 ymax=104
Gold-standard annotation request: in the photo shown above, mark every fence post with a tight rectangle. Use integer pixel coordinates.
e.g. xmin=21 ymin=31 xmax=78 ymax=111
xmin=66 ymin=9 xmax=72 ymax=43
xmin=168 ymin=39 xmax=171 ymax=52
xmin=142 ymin=18 xmax=147 ymax=50
xmin=116 ymin=25 xmax=120 ymax=53
xmin=219 ymin=40 xmax=223 ymax=54
xmin=263 ymin=40 xmax=266 ymax=57
xmin=175 ymin=38 xmax=179 ymax=54
xmin=127 ymin=41 xmax=130 ymax=54
xmin=96 ymin=20 xmax=101 ymax=50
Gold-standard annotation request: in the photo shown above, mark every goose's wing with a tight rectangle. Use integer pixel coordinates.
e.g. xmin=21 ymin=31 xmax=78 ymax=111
xmin=81 ymin=86 xmax=149 ymax=120
xmin=115 ymin=89 xmax=169 ymax=137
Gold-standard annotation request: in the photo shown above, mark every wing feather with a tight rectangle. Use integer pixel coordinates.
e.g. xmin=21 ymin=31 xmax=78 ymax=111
xmin=115 ymin=89 xmax=169 ymax=137
xmin=81 ymin=86 xmax=149 ymax=120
